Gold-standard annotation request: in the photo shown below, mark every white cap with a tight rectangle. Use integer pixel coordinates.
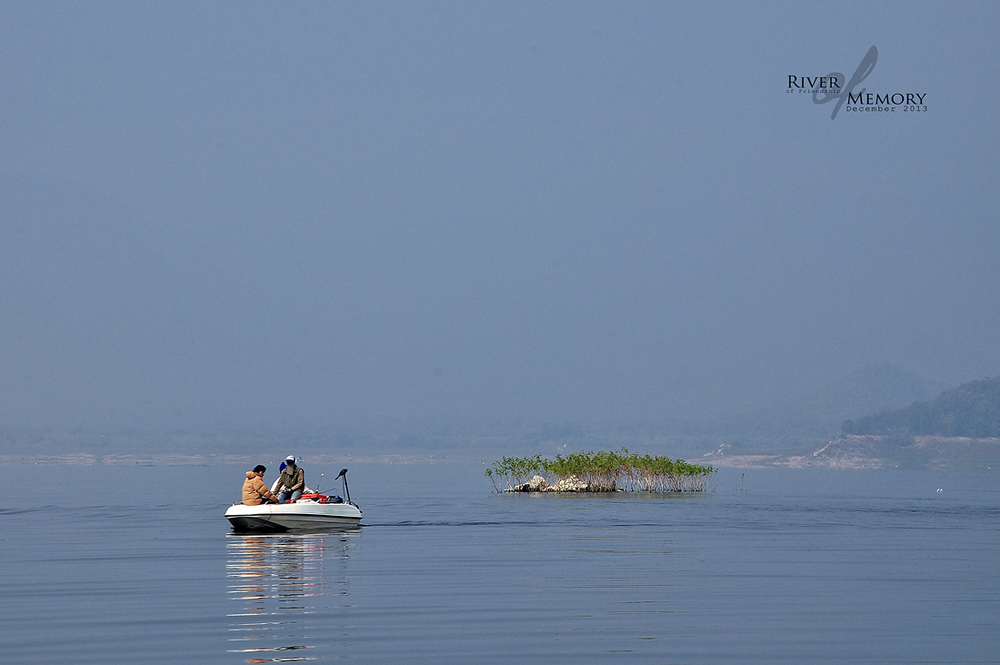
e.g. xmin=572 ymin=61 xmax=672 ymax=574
xmin=285 ymin=455 xmax=296 ymax=463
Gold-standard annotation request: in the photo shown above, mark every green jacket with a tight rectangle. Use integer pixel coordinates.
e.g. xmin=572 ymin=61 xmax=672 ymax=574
xmin=277 ymin=465 xmax=305 ymax=493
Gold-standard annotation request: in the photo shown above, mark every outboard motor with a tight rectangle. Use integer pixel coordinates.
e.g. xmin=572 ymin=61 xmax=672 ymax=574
xmin=335 ymin=468 xmax=354 ymax=506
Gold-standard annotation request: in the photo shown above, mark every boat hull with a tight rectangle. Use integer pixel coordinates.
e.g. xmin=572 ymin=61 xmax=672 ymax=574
xmin=225 ymin=500 xmax=362 ymax=532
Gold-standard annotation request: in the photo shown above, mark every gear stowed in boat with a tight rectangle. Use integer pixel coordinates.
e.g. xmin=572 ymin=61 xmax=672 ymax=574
xmin=225 ymin=468 xmax=362 ymax=532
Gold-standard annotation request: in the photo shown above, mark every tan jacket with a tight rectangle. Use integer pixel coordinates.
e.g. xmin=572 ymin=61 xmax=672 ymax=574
xmin=242 ymin=471 xmax=277 ymax=505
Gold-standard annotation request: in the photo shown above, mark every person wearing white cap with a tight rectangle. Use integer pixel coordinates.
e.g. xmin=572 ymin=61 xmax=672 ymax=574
xmin=276 ymin=455 xmax=305 ymax=502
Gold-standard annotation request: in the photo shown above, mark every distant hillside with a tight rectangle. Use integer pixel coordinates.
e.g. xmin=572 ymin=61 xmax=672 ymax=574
xmin=709 ymin=434 xmax=1000 ymax=469
xmin=842 ymin=376 xmax=1000 ymax=438
xmin=721 ymin=364 xmax=943 ymax=448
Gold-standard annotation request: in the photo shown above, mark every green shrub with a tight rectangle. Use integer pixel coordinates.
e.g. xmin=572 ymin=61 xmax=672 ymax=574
xmin=486 ymin=448 xmax=714 ymax=493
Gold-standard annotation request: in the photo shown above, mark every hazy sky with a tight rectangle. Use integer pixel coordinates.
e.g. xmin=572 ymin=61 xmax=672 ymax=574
xmin=2 ymin=2 xmax=998 ymax=432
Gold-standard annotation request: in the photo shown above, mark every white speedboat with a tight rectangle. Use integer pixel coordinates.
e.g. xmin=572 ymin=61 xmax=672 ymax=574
xmin=226 ymin=469 xmax=362 ymax=532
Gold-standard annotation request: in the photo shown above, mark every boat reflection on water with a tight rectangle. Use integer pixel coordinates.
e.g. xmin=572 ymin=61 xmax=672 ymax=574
xmin=226 ymin=532 xmax=356 ymax=663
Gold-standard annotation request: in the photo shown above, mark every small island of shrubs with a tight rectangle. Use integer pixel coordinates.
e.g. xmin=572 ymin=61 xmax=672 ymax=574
xmin=485 ymin=449 xmax=714 ymax=493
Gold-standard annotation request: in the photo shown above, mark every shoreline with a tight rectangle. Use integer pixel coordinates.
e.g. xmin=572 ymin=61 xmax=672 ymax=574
xmin=0 ymin=452 xmax=468 ymax=466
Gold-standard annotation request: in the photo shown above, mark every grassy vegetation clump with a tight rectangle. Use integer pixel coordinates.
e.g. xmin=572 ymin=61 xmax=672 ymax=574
xmin=485 ymin=448 xmax=714 ymax=493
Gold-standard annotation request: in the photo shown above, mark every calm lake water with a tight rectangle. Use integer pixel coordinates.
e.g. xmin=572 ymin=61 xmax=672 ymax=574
xmin=1 ymin=462 xmax=997 ymax=664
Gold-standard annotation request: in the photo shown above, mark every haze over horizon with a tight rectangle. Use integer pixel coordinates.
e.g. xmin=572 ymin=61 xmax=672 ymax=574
xmin=2 ymin=3 xmax=998 ymax=438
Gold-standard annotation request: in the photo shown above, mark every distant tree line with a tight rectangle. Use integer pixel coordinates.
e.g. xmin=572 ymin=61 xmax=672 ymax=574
xmin=842 ymin=376 xmax=1000 ymax=438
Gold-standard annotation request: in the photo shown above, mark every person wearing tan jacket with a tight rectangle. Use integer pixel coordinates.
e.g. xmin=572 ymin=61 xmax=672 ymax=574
xmin=242 ymin=465 xmax=278 ymax=505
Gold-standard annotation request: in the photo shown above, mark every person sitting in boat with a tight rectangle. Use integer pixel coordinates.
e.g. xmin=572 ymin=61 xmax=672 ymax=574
xmin=276 ymin=456 xmax=305 ymax=503
xmin=242 ymin=465 xmax=279 ymax=505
